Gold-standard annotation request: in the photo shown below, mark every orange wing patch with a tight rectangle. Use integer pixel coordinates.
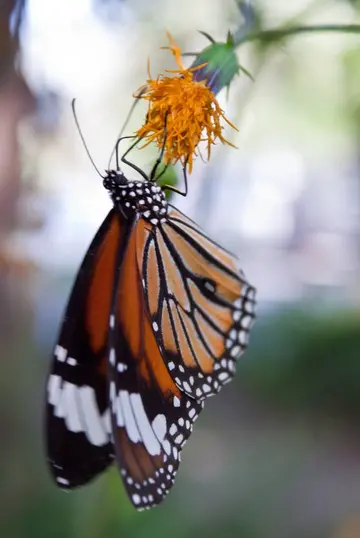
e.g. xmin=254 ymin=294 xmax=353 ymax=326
xmin=114 ymin=428 xmax=162 ymax=483
xmin=86 ymin=213 xmax=123 ymax=355
xmin=117 ymin=222 xmax=181 ymax=398
xmin=146 ymin=240 xmax=161 ymax=316
xmin=161 ymin=302 xmax=178 ymax=355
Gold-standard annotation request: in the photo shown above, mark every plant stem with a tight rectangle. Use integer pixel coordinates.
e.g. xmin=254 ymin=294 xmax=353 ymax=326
xmin=233 ymin=24 xmax=360 ymax=48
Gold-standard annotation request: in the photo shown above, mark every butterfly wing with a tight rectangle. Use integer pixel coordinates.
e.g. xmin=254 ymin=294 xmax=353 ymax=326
xmin=108 ymin=220 xmax=203 ymax=510
xmin=45 ymin=209 xmax=127 ymax=488
xmin=137 ymin=207 xmax=256 ymax=400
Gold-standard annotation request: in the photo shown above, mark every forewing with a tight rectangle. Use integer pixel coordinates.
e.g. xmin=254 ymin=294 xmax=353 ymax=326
xmin=138 ymin=207 xmax=256 ymax=400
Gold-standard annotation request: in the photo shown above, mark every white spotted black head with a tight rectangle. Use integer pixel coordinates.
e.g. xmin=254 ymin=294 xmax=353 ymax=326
xmin=103 ymin=170 xmax=168 ymax=225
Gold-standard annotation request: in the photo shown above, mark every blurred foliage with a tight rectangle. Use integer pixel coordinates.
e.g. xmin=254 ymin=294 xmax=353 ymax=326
xmin=240 ymin=308 xmax=360 ymax=419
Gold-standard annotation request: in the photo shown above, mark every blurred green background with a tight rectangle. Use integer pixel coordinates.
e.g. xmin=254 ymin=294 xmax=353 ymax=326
xmin=0 ymin=1 xmax=359 ymax=537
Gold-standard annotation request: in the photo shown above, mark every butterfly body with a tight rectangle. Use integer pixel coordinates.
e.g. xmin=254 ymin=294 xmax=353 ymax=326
xmin=103 ymin=171 xmax=168 ymax=224
xmin=45 ymin=167 xmax=256 ymax=510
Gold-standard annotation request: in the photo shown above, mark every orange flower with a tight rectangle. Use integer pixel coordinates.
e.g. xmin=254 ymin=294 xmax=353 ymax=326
xmin=135 ymin=33 xmax=237 ymax=173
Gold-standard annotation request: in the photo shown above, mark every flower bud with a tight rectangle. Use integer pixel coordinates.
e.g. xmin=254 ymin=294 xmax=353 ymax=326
xmin=190 ymin=33 xmax=240 ymax=95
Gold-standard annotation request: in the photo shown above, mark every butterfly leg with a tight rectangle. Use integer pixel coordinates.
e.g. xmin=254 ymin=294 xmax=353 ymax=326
xmin=149 ymin=111 xmax=189 ymax=194
xmin=118 ymin=136 xmax=149 ymax=182
xmin=161 ymin=159 xmax=188 ymax=197
xmin=149 ymin=111 xmax=169 ymax=182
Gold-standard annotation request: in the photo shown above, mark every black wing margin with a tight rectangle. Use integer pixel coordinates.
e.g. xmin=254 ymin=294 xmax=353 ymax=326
xmin=45 ymin=209 xmax=124 ymax=488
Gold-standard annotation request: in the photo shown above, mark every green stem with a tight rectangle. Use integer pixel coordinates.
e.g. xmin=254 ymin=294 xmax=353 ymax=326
xmin=233 ymin=24 xmax=360 ymax=48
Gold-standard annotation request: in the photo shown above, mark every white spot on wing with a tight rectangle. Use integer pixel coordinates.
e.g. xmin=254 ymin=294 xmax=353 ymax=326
xmin=245 ymin=300 xmax=255 ymax=315
xmin=120 ymin=391 xmax=141 ymax=443
xmin=57 ymin=477 xmax=69 ymax=486
xmin=242 ymin=315 xmax=253 ymax=329
xmin=55 ymin=345 xmax=67 ymax=362
xmin=169 ymin=424 xmax=177 ymax=436
xmin=54 ymin=388 xmax=66 ymax=418
xmin=78 ymin=386 xmax=108 ymax=446
xmin=130 ymin=394 xmax=161 ymax=456
xmin=116 ymin=395 xmax=124 ymax=427
xmin=183 ymin=381 xmax=191 ymax=393
xmin=162 ymin=439 xmax=171 ymax=455
xmin=110 ymin=381 xmax=116 ymax=404
xmin=152 ymin=414 xmax=167 ymax=443
xmin=229 ymin=329 xmax=237 ymax=340
xmin=239 ymin=331 xmax=248 ymax=346
xmin=109 ymin=348 xmax=116 ymax=366
xmin=47 ymin=374 xmax=61 ymax=406
xmin=174 ymin=434 xmax=184 ymax=445
xmin=102 ymin=408 xmax=111 ymax=435
xmin=63 ymin=382 xmax=82 ymax=433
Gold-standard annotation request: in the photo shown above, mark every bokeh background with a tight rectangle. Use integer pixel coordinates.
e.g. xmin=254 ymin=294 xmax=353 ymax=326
xmin=0 ymin=1 xmax=359 ymax=537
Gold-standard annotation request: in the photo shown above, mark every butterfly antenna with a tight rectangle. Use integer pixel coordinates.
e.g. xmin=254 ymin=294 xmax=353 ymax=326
xmin=107 ymin=87 xmax=147 ymax=170
xmin=71 ymin=99 xmax=103 ymax=178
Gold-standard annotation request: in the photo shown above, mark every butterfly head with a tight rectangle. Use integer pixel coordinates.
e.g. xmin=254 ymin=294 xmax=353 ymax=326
xmin=103 ymin=170 xmax=168 ymax=224
xmin=103 ymin=169 xmax=128 ymax=190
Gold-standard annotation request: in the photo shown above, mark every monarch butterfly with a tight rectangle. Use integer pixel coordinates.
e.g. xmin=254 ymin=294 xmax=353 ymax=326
xmin=45 ymin=106 xmax=256 ymax=511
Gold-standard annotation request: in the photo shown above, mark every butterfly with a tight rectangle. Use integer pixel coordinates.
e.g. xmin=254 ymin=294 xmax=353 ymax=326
xmin=45 ymin=112 xmax=256 ymax=511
